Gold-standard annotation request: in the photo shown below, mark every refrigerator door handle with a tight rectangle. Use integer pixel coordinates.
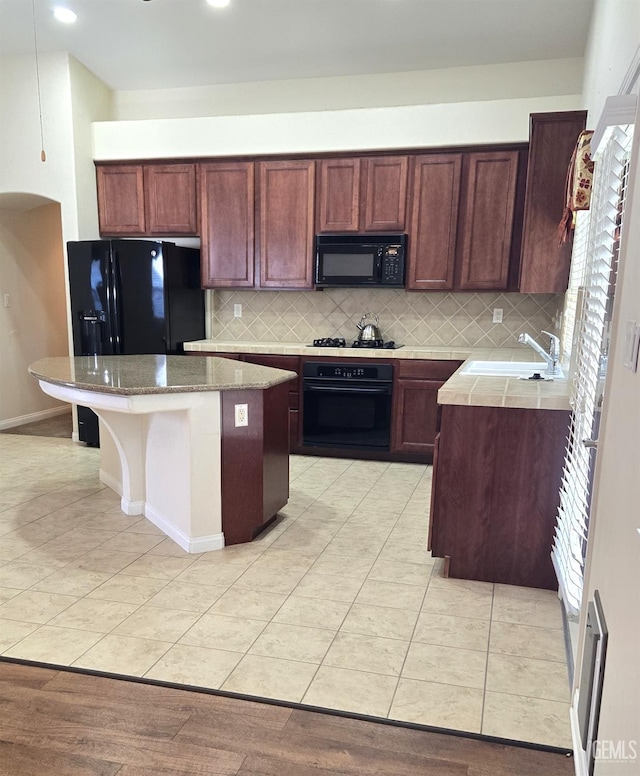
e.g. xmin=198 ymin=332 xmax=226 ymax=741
xmin=109 ymin=249 xmax=123 ymax=355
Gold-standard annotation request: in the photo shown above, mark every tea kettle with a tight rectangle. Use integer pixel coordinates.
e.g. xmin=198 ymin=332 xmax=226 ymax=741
xmin=356 ymin=313 xmax=382 ymax=342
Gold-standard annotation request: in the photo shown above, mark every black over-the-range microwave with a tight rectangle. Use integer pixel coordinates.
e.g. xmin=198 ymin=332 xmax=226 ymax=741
xmin=314 ymin=234 xmax=406 ymax=288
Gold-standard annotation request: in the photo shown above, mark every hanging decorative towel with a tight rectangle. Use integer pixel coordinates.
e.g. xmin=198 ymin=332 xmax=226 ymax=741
xmin=558 ymin=129 xmax=595 ymax=246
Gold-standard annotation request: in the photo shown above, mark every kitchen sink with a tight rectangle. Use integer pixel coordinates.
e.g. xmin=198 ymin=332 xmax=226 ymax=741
xmin=459 ymin=360 xmax=565 ymax=378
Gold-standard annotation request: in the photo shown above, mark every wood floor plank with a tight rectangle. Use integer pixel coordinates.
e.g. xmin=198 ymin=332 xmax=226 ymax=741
xmin=0 ymin=727 xmax=244 ymax=776
xmin=114 ymin=767 xmax=244 ymax=776
xmin=0 ymin=662 xmax=574 ymax=776
xmin=41 ymin=669 xmax=292 ymax=728
xmin=284 ymin=709 xmax=574 ymax=776
xmin=235 ymin=754 xmax=360 ymax=776
xmin=0 ymin=740 xmax=121 ymax=776
xmin=0 ymin=660 xmax=60 ymax=689
xmin=175 ymin=717 xmax=468 ymax=776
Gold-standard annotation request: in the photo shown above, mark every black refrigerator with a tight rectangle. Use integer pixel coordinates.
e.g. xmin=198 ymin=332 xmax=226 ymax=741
xmin=67 ymin=239 xmax=205 ymax=446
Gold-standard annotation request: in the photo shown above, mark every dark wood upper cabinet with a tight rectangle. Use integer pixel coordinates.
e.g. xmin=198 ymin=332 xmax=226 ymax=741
xmin=362 ymin=155 xmax=408 ymax=231
xmin=407 ymin=154 xmax=462 ymax=290
xmin=519 ymin=110 xmax=587 ymax=293
xmin=200 ymin=161 xmax=255 ymax=288
xmin=97 ymin=162 xmax=197 ymax=237
xmin=144 ymin=164 xmax=197 ymax=235
xmin=96 ymin=164 xmax=145 ymax=235
xmin=457 ymin=150 xmax=519 ymax=290
xmin=258 ymin=160 xmax=315 ymax=289
xmin=317 ymin=154 xmax=408 ymax=233
xmin=317 ymin=158 xmax=361 ymax=232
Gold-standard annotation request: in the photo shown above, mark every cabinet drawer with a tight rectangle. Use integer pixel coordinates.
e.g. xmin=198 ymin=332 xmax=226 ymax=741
xmin=396 ymin=359 xmax=462 ymax=381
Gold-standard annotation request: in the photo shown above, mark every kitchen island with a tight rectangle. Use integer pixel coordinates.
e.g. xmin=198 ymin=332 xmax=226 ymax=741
xmin=183 ymin=339 xmax=571 ymax=588
xmin=29 ymin=355 xmax=296 ymax=552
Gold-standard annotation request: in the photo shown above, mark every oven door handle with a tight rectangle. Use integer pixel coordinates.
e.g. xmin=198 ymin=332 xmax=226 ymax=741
xmin=305 ymin=384 xmax=391 ymax=394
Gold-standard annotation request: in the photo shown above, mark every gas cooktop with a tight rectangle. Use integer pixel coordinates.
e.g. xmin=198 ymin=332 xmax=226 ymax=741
xmin=310 ymin=338 xmax=403 ymax=350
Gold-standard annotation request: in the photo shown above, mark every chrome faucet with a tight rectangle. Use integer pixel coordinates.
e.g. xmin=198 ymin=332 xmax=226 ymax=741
xmin=518 ymin=331 xmax=561 ymax=375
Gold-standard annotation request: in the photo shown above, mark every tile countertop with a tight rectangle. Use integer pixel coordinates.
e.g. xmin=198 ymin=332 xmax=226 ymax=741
xmin=28 ymin=355 xmax=297 ymax=395
xmin=184 ymin=341 xmax=571 ymax=411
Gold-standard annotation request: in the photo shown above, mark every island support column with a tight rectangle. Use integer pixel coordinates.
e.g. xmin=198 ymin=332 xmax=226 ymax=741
xmin=97 ymin=391 xmax=224 ymax=553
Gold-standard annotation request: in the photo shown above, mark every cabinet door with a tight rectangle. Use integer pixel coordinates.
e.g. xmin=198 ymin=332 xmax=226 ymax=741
xmin=457 ymin=151 xmax=519 ymax=290
xmin=407 ymin=154 xmax=462 ymax=290
xmin=144 ymin=164 xmax=197 ymax=235
xmin=362 ymin=156 xmax=408 ymax=231
xmin=258 ymin=160 xmax=315 ymax=289
xmin=392 ymin=378 xmax=442 ymax=455
xmin=519 ymin=111 xmax=587 ymax=293
xmin=317 ymin=158 xmax=360 ymax=232
xmin=96 ymin=165 xmax=145 ymax=236
xmin=200 ymin=162 xmax=255 ymax=288
xmin=430 ymin=404 xmax=569 ymax=588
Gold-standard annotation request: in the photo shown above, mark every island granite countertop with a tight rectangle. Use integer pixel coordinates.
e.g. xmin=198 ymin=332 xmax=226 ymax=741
xmin=183 ymin=340 xmax=571 ymax=411
xmin=28 ymin=355 xmax=297 ymax=396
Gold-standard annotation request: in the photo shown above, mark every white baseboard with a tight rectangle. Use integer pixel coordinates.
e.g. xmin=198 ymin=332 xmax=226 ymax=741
xmin=145 ymin=504 xmax=225 ymax=553
xmin=99 ymin=468 xmax=122 ymax=495
xmin=99 ymin=469 xmax=225 ymax=553
xmin=121 ymin=498 xmax=145 ymax=516
xmin=0 ymin=405 xmax=70 ymax=430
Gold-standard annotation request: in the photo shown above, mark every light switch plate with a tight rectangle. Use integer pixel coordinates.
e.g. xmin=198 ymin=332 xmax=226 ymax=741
xmin=234 ymin=403 xmax=248 ymax=427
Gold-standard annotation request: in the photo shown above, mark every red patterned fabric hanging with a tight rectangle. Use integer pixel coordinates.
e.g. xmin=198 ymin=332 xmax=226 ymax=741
xmin=558 ymin=130 xmax=595 ymax=246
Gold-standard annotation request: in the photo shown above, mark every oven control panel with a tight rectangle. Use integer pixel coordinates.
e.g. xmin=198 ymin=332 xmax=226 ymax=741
xmin=303 ymin=362 xmax=393 ymax=381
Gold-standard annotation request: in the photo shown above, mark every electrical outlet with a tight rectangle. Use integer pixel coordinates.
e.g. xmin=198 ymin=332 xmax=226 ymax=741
xmin=3 ymin=294 xmax=11 ymax=308
xmin=492 ymin=308 xmax=503 ymax=324
xmin=233 ymin=304 xmax=242 ymax=318
xmin=234 ymin=403 xmax=248 ymax=427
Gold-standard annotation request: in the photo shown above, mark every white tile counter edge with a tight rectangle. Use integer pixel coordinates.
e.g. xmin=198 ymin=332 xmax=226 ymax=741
xmin=184 ymin=340 xmax=571 ymax=411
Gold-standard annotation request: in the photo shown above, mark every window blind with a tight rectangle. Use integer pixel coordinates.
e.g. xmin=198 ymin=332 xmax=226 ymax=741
xmin=552 ymin=124 xmax=634 ymax=617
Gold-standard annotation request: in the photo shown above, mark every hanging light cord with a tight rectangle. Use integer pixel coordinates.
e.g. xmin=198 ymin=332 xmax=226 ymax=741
xmin=31 ymin=0 xmax=46 ymax=162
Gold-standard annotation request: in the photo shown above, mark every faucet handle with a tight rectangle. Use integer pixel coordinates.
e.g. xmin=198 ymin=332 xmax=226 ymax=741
xmin=541 ymin=331 xmax=560 ymax=357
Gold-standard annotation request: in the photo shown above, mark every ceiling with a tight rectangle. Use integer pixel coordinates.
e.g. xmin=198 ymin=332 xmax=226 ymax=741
xmin=0 ymin=0 xmax=595 ymax=92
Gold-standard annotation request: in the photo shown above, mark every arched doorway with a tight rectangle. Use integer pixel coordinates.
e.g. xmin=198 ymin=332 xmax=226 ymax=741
xmin=0 ymin=192 xmax=70 ymax=431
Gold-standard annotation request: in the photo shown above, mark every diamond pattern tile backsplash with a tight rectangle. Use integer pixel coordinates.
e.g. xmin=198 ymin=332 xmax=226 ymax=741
xmin=208 ymin=289 xmax=561 ymax=348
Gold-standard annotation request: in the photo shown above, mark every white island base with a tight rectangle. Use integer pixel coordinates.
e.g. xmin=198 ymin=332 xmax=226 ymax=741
xmin=39 ymin=382 xmax=225 ymax=553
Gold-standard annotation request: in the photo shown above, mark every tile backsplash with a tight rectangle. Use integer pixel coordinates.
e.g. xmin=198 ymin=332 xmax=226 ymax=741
xmin=208 ymin=289 xmax=561 ymax=348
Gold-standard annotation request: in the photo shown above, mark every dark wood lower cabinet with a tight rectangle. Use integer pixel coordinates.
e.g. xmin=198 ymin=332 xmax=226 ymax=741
xmin=195 ymin=352 xmax=460 ymax=461
xmin=220 ymin=384 xmax=289 ymax=545
xmin=430 ymin=403 xmax=570 ymax=589
xmin=391 ymin=360 xmax=462 ymax=457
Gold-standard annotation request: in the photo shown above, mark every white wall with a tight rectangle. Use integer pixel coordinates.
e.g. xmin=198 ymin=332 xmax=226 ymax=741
xmin=113 ymin=58 xmax=584 ymax=120
xmin=94 ymin=95 xmax=582 ymax=161
xmin=583 ymin=0 xmax=640 ymax=119
xmin=0 ymin=54 xmax=113 ymax=425
xmin=0 ymin=202 xmax=68 ymax=426
xmin=0 ymin=54 xmax=79 ymax=242
xmin=69 ymin=57 xmax=113 ymax=240
xmin=575 ymin=2 xmax=640 ymax=774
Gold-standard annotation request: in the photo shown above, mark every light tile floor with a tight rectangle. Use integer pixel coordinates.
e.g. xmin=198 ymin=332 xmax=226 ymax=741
xmin=0 ymin=433 xmax=571 ymax=747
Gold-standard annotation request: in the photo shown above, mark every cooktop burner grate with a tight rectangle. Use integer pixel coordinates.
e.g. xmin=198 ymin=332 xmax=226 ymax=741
xmin=310 ymin=338 xmax=402 ymax=349
xmin=312 ymin=338 xmax=346 ymax=347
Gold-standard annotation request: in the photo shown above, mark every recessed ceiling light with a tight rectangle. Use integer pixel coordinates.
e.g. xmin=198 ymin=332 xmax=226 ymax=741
xmin=53 ymin=6 xmax=77 ymax=24
xmin=206 ymin=0 xmax=231 ymax=8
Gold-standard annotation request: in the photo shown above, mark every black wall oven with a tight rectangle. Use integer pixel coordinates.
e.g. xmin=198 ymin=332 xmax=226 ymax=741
xmin=302 ymin=362 xmax=393 ymax=451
